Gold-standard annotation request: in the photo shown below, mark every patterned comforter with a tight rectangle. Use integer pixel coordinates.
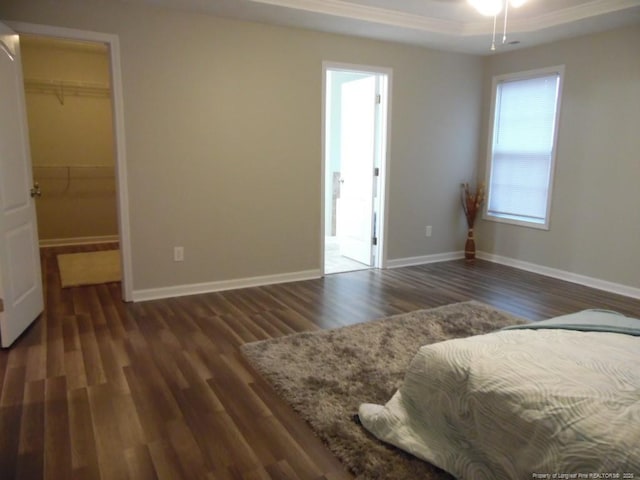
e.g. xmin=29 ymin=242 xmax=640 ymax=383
xmin=358 ymin=310 xmax=640 ymax=479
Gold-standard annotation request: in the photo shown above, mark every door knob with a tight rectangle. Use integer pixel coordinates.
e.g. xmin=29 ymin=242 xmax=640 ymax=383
xmin=30 ymin=182 xmax=42 ymax=198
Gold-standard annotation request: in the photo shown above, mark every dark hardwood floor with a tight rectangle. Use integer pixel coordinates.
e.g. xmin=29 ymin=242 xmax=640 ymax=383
xmin=1 ymin=243 xmax=639 ymax=479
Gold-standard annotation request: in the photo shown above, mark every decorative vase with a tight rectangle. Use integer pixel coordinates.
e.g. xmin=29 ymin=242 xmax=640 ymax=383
xmin=464 ymin=229 xmax=476 ymax=261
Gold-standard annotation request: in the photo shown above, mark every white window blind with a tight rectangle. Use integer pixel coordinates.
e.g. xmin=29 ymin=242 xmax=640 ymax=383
xmin=486 ymin=69 xmax=563 ymax=228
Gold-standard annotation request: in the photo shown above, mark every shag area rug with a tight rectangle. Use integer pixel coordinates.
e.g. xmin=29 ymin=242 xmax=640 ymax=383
xmin=241 ymin=301 xmax=527 ymax=480
xmin=57 ymin=249 xmax=121 ymax=288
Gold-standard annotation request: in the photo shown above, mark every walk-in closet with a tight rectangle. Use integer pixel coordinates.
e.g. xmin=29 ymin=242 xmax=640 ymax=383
xmin=21 ymin=35 xmax=118 ymax=247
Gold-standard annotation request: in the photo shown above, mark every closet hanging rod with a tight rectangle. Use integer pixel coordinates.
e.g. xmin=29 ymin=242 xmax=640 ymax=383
xmin=32 ymin=165 xmax=115 ymax=179
xmin=33 ymin=165 xmax=114 ymax=168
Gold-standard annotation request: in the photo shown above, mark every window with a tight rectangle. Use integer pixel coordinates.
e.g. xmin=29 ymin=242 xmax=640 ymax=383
xmin=485 ymin=66 xmax=564 ymax=229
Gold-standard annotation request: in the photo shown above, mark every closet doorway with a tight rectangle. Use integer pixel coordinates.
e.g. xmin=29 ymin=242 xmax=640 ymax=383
xmin=11 ymin=22 xmax=132 ymax=300
xmin=322 ymin=63 xmax=391 ymax=275
xmin=22 ymin=35 xmax=119 ymax=249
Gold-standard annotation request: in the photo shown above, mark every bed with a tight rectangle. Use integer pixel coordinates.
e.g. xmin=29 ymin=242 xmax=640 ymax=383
xmin=358 ymin=309 xmax=640 ymax=479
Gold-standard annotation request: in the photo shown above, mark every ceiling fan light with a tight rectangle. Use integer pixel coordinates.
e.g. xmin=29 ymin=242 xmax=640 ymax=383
xmin=509 ymin=0 xmax=527 ymax=7
xmin=467 ymin=0 xmax=503 ymax=17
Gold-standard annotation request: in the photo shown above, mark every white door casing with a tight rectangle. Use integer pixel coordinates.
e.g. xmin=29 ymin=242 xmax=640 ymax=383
xmin=0 ymin=22 xmax=44 ymax=347
xmin=335 ymin=75 xmax=377 ymax=265
xmin=8 ymin=20 xmax=133 ymax=302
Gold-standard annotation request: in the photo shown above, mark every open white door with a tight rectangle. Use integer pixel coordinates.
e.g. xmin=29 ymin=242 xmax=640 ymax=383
xmin=336 ymin=75 xmax=377 ymax=265
xmin=0 ymin=22 xmax=44 ymax=348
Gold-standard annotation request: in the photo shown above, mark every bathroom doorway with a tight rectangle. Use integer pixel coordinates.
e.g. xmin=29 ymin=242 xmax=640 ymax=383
xmin=322 ymin=63 xmax=390 ymax=274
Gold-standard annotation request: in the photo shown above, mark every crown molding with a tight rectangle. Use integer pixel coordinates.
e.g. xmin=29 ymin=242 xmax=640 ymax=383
xmin=487 ymin=0 xmax=640 ymax=34
xmin=250 ymin=0 xmax=640 ymax=37
xmin=250 ymin=0 xmax=463 ymax=35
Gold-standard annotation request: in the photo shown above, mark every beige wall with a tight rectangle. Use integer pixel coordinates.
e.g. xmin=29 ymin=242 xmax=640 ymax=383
xmin=21 ymin=37 xmax=118 ymax=242
xmin=477 ymin=25 xmax=640 ymax=288
xmin=1 ymin=0 xmax=483 ymax=291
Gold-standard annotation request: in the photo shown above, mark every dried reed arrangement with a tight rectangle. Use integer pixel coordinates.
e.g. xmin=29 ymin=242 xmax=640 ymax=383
xmin=460 ymin=182 xmax=485 ymax=260
xmin=461 ymin=182 xmax=485 ymax=229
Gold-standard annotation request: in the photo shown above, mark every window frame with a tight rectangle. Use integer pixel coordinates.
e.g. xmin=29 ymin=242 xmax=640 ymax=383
xmin=483 ymin=65 xmax=565 ymax=230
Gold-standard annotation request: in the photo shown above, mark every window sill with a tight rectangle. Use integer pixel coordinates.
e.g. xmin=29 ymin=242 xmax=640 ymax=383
xmin=483 ymin=213 xmax=550 ymax=231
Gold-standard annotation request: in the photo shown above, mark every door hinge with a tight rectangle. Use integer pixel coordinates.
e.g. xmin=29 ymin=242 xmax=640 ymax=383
xmin=30 ymin=182 xmax=42 ymax=198
xmin=375 ymin=94 xmax=381 ymax=104
xmin=372 ymin=236 xmax=378 ymax=246
xmin=374 ymin=167 xmax=379 ymax=177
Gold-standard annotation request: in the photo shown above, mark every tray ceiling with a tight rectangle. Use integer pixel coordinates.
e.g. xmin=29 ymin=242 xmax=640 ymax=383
xmin=121 ymin=0 xmax=640 ymax=54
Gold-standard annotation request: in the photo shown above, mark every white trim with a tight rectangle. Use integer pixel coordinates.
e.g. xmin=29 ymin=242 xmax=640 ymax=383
xmin=39 ymin=235 xmax=119 ymax=248
xmin=132 ymin=269 xmax=322 ymax=302
xmin=502 ymin=0 xmax=640 ymax=34
xmin=320 ymin=62 xmax=328 ymax=275
xmin=478 ymin=251 xmax=640 ymax=300
xmin=386 ymin=251 xmax=464 ymax=269
xmin=385 ymin=249 xmax=640 ymax=299
xmin=7 ymin=21 xmax=133 ymax=302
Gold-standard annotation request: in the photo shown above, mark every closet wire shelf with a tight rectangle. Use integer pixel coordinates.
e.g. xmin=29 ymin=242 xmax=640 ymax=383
xmin=25 ymin=78 xmax=111 ymax=105
xmin=33 ymin=165 xmax=116 ymax=194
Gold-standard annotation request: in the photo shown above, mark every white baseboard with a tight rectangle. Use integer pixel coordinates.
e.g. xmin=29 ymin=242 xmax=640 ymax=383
xmin=385 ymin=251 xmax=464 ymax=269
xmin=132 ymin=251 xmax=640 ymax=303
xmin=39 ymin=235 xmax=119 ymax=248
xmin=132 ymin=269 xmax=322 ymax=302
xmin=477 ymin=251 xmax=640 ymax=300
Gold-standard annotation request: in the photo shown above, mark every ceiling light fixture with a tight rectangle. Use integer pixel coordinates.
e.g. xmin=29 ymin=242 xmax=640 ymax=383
xmin=468 ymin=0 xmax=528 ymax=51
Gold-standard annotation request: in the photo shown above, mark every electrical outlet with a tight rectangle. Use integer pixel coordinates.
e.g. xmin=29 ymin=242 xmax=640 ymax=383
xmin=174 ymin=246 xmax=184 ymax=262
xmin=425 ymin=225 xmax=432 ymax=237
